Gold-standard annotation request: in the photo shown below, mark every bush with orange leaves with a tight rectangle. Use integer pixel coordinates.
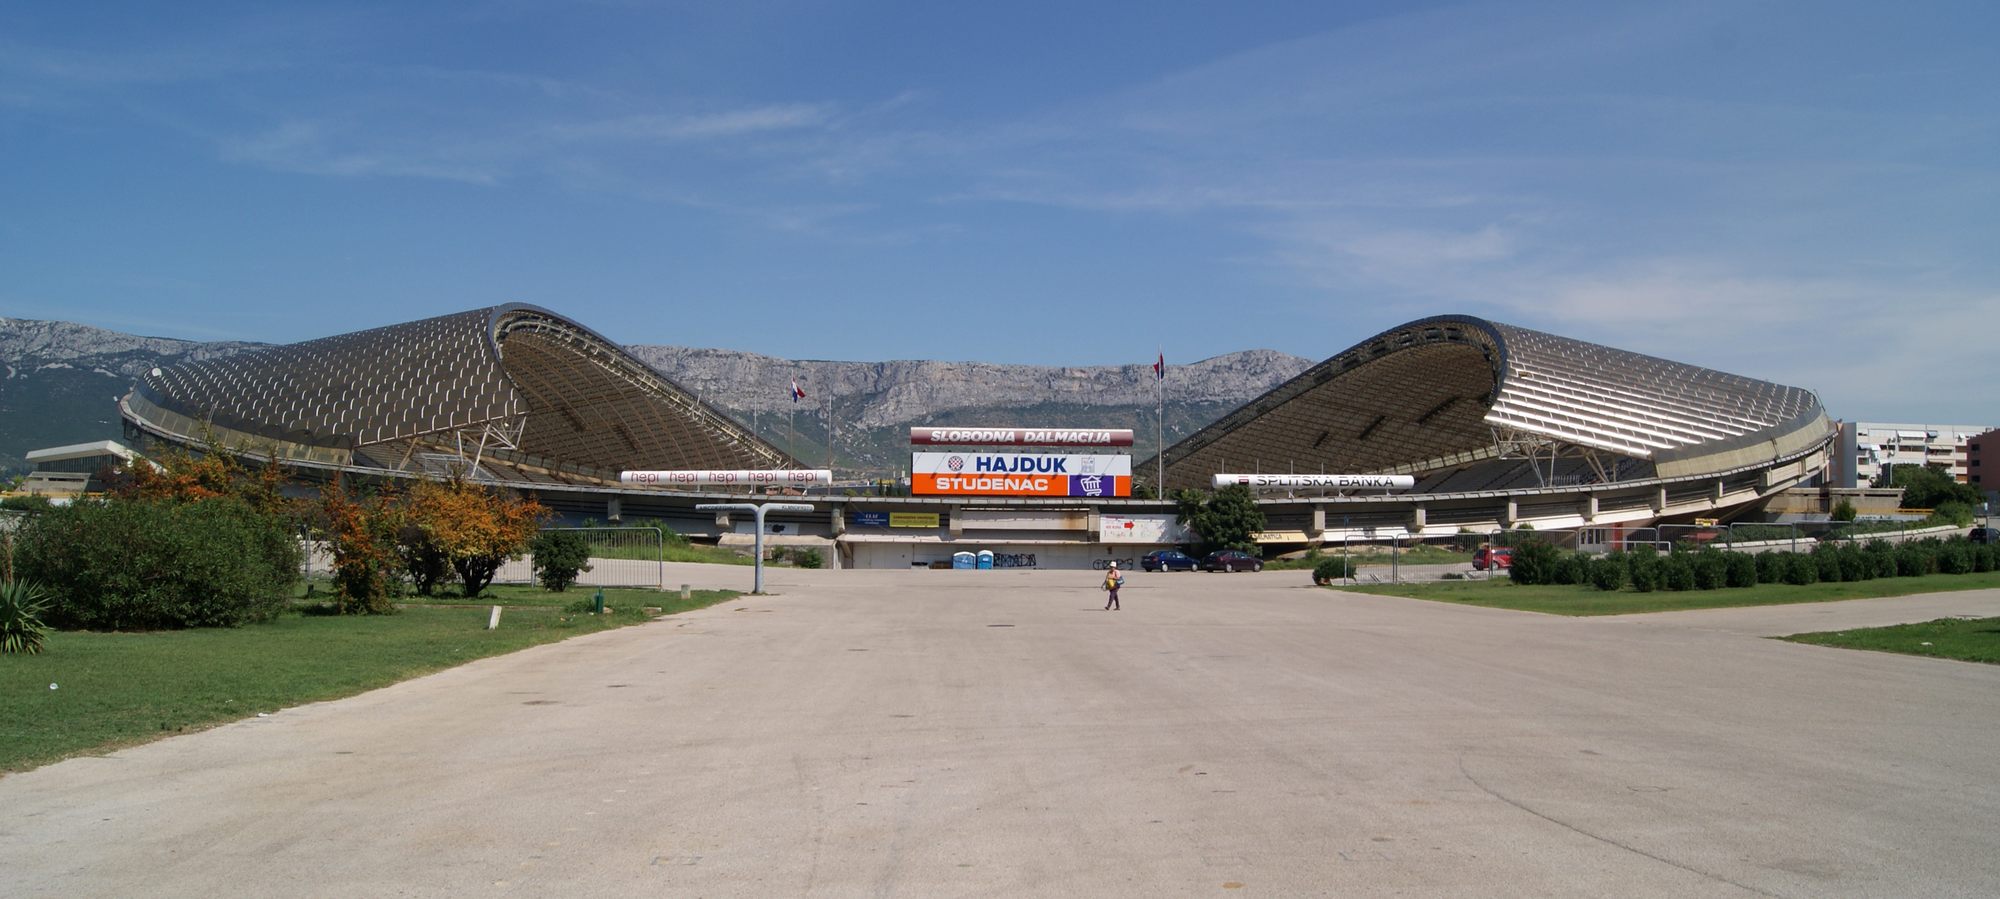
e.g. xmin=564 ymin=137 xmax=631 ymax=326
xmin=400 ymin=478 xmax=548 ymax=598
xmin=319 ymin=476 xmax=548 ymax=608
xmin=113 ymin=442 xmax=296 ymax=518
xmin=320 ymin=480 xmax=403 ymax=614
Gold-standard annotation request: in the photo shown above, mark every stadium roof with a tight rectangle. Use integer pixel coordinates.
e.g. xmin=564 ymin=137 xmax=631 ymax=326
xmin=121 ymin=304 xmax=797 ymax=481
xmin=1152 ymin=315 xmax=1830 ymax=493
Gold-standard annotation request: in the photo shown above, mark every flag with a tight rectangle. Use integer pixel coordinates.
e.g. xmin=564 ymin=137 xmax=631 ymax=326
xmin=1153 ymin=351 xmax=1164 ymax=381
xmin=791 ymin=379 xmax=805 ymax=403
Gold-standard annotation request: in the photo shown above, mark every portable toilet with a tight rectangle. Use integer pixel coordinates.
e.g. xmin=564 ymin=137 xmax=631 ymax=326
xmin=976 ymin=550 xmax=994 ymax=570
xmin=952 ymin=551 xmax=976 ymax=570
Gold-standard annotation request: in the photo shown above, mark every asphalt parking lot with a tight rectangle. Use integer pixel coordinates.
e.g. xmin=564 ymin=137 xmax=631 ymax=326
xmin=6 ymin=565 xmax=2000 ymax=897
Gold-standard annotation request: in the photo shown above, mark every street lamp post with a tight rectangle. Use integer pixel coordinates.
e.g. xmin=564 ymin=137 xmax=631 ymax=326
xmin=696 ymin=502 xmax=815 ymax=594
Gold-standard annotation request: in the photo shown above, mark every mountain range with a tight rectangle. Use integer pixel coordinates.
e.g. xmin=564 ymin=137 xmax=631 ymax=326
xmin=0 ymin=317 xmax=1313 ymax=478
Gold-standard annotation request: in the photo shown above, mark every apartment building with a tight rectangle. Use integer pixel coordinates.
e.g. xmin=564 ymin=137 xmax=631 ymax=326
xmin=1832 ymin=421 xmax=1995 ymax=488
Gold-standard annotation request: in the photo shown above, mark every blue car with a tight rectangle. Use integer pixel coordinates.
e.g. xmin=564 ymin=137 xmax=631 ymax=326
xmin=1141 ymin=549 xmax=1200 ymax=572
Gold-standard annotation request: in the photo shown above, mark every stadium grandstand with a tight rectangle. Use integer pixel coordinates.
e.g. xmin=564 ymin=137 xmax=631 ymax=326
xmin=1143 ymin=315 xmax=1833 ymax=548
xmin=116 ymin=307 xmax=1833 ymax=568
xmin=120 ymin=304 xmax=798 ymax=488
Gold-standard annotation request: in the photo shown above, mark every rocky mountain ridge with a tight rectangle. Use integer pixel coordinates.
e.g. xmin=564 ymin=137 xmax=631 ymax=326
xmin=0 ymin=317 xmax=1313 ymax=475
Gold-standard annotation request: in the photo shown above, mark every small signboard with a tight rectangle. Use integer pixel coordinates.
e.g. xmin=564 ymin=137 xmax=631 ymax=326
xmin=850 ymin=511 xmax=890 ymax=527
xmin=890 ymin=512 xmax=942 ymax=528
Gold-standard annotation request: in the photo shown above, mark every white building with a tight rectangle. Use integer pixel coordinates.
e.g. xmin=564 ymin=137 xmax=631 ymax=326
xmin=1832 ymin=421 xmax=1995 ymax=488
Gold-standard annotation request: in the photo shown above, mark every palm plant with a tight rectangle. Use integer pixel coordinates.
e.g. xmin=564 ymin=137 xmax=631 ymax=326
xmin=0 ymin=579 xmax=51 ymax=655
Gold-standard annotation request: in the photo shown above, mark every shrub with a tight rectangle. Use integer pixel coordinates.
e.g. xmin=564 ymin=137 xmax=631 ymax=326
xmin=794 ymin=547 xmax=825 ymax=569
xmin=1938 ymin=541 xmax=1974 ymax=575
xmin=15 ymin=497 xmax=300 ymax=629
xmin=1930 ymin=501 xmax=1975 ymax=528
xmin=1755 ymin=551 xmax=1786 ymax=585
xmin=1548 ymin=552 xmax=1588 ymax=585
xmin=1831 ymin=498 xmax=1857 ymax=522
xmin=1836 ymin=543 xmax=1873 ymax=581
xmin=1690 ymin=548 xmax=1728 ymax=590
xmin=1661 ymin=553 xmax=1697 ymax=591
xmin=1588 ymin=555 xmax=1627 ymax=591
xmin=1895 ymin=544 xmax=1934 ymax=577
xmin=0 ymin=494 xmax=53 ymax=512
xmin=0 ymin=579 xmax=50 ymax=654
xmin=320 ymin=483 xmax=402 ymax=614
xmin=1508 ymin=539 xmax=1562 ymax=585
xmin=1724 ymin=551 xmax=1758 ymax=588
xmin=1865 ymin=540 xmax=1899 ymax=578
xmin=1628 ymin=547 xmax=1661 ymax=593
xmin=1974 ymin=544 xmax=1996 ymax=574
xmin=1811 ymin=544 xmax=1843 ymax=583
xmin=1781 ymin=552 xmax=1818 ymax=586
xmin=530 ymin=530 xmax=595 ymax=592
xmin=1313 ymin=557 xmax=1358 ymax=584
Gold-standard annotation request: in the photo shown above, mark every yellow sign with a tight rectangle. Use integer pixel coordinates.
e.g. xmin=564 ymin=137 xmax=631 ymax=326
xmin=889 ymin=512 xmax=941 ymax=528
xmin=1694 ymin=518 xmax=1718 ymax=527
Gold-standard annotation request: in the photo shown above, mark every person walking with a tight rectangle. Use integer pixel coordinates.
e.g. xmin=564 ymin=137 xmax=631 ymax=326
xmin=1102 ymin=561 xmax=1124 ymax=611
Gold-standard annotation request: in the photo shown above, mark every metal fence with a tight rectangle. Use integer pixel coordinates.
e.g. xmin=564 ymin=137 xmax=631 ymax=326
xmin=494 ymin=526 xmax=667 ymax=589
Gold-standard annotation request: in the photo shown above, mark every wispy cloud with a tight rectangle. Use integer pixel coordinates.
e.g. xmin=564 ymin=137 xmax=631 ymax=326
xmin=545 ymin=103 xmax=836 ymax=143
xmin=219 ymin=120 xmax=503 ymax=184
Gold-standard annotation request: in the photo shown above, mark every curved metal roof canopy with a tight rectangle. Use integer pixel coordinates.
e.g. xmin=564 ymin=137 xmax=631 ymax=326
xmin=1150 ymin=315 xmax=1829 ymax=493
xmin=122 ymin=304 xmax=798 ymax=480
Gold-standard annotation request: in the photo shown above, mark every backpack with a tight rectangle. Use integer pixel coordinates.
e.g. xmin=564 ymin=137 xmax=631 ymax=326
xmin=1105 ymin=570 xmax=1123 ymax=590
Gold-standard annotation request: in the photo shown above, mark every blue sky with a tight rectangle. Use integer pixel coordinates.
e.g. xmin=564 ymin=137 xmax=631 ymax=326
xmin=3 ymin=1 xmax=1995 ymax=424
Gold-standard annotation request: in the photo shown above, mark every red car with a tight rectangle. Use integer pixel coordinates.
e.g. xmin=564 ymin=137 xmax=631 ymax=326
xmin=1201 ymin=550 xmax=1265 ymax=572
xmin=1472 ymin=546 xmax=1514 ymax=571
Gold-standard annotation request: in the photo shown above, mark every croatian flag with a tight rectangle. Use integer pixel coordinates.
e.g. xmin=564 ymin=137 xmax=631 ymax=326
xmin=791 ymin=379 xmax=806 ymax=403
xmin=1153 ymin=351 xmax=1164 ymax=381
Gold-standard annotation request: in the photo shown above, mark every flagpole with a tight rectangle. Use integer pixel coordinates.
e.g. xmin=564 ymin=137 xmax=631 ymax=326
xmin=1155 ymin=348 xmax=1165 ymax=497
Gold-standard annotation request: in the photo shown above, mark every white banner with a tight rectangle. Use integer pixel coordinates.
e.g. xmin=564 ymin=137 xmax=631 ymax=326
xmin=1214 ymin=473 xmax=1416 ymax=490
xmin=620 ymin=469 xmax=832 ymax=487
xmin=910 ymin=427 xmax=1134 ymax=447
xmin=1099 ymin=513 xmax=1192 ymax=544
xmin=913 ymin=452 xmax=1132 ymax=476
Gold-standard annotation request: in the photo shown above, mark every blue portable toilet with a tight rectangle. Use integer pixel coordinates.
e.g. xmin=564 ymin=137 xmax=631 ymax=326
xmin=952 ymin=551 xmax=976 ymax=570
xmin=976 ymin=550 xmax=994 ymax=570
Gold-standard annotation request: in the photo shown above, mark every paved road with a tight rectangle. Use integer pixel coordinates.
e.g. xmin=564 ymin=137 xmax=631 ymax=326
xmin=7 ymin=566 xmax=2000 ymax=897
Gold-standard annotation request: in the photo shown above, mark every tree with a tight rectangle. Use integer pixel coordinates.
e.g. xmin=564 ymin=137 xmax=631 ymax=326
xmin=400 ymin=478 xmax=547 ymax=598
xmin=1173 ymin=485 xmax=1265 ymax=554
xmin=319 ymin=480 xmax=402 ymax=614
xmin=1875 ymin=464 xmax=1981 ymax=510
xmin=530 ymin=529 xmax=594 ymax=592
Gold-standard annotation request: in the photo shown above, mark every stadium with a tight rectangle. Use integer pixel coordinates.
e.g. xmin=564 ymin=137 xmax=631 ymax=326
xmin=119 ymin=306 xmax=1834 ymax=570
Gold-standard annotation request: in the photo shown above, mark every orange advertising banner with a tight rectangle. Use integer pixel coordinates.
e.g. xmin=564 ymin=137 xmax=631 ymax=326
xmin=911 ymin=472 xmax=1131 ymax=497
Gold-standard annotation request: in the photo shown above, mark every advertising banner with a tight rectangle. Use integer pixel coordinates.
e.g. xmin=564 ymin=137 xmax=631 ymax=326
xmin=910 ymin=427 xmax=1134 ymax=447
xmin=912 ymin=452 xmax=1131 ymax=497
xmin=850 ymin=511 xmax=891 ymax=527
xmin=889 ymin=512 xmax=941 ymax=528
xmin=1213 ymin=473 xmax=1415 ymax=491
xmin=1099 ymin=514 xmax=1193 ymax=544
xmin=621 ymin=469 xmax=832 ymax=487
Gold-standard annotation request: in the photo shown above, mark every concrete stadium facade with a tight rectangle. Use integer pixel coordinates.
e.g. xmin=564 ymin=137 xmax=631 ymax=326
xmin=120 ymin=308 xmax=1834 ymax=570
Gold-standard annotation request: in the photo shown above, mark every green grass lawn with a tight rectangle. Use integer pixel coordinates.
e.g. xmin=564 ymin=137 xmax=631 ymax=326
xmin=1784 ymin=617 xmax=2000 ymax=664
xmin=0 ymin=584 xmax=736 ymax=773
xmin=1334 ymin=571 xmax=2000 ymax=616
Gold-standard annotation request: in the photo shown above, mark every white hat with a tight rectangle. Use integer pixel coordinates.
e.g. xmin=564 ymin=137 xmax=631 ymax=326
xmin=1108 ymin=561 xmax=1118 ymax=568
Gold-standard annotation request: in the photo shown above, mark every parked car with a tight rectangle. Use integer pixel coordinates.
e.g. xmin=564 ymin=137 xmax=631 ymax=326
xmin=1200 ymin=549 xmax=1265 ymax=572
xmin=1970 ymin=527 xmax=1999 ymax=545
xmin=1141 ymin=549 xmax=1201 ymax=572
xmin=1472 ymin=546 xmax=1515 ymax=571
